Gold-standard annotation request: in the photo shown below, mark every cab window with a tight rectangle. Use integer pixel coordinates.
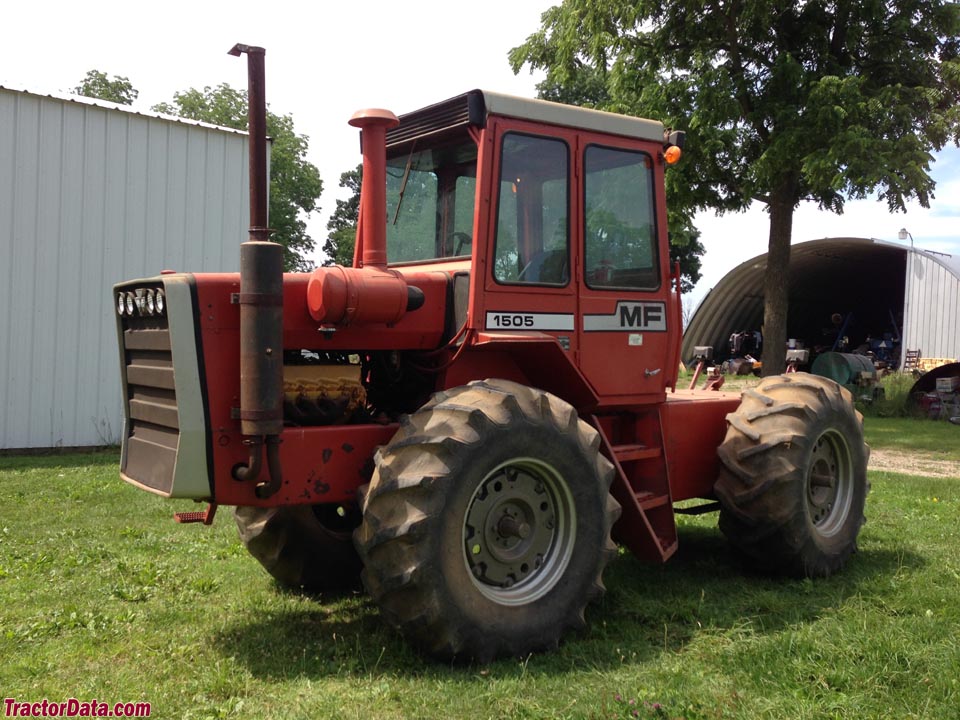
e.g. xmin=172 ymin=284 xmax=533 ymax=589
xmin=583 ymin=145 xmax=659 ymax=290
xmin=493 ymin=133 xmax=569 ymax=285
xmin=386 ymin=139 xmax=477 ymax=262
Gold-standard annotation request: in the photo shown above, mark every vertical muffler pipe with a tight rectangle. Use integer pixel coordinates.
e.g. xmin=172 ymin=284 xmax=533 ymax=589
xmin=228 ymin=44 xmax=284 ymax=497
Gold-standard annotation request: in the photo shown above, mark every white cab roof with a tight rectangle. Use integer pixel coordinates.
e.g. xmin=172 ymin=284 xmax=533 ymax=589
xmin=479 ymin=90 xmax=665 ymax=143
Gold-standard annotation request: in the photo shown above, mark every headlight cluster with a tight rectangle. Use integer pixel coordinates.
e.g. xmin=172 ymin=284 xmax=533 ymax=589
xmin=117 ymin=288 xmax=166 ymax=317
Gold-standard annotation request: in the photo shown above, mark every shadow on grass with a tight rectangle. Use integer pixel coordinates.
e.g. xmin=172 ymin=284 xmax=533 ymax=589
xmin=586 ymin=523 xmax=924 ymax=654
xmin=214 ymin=522 xmax=923 ymax=680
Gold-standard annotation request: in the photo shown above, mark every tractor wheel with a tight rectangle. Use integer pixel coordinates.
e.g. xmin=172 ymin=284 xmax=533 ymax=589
xmin=354 ymin=379 xmax=620 ymax=662
xmin=234 ymin=504 xmax=363 ymax=592
xmin=714 ymin=373 xmax=869 ymax=578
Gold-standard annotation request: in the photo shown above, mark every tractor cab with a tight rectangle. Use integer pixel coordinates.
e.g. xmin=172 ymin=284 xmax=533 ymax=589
xmin=369 ymin=90 xmax=684 ymax=404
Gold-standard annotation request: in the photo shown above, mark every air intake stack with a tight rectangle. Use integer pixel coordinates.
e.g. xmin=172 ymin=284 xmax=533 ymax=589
xmin=305 ymin=107 xmax=424 ymax=326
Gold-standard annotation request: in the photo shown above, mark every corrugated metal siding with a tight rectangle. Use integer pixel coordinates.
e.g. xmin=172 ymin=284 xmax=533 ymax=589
xmin=902 ymin=251 xmax=960 ymax=361
xmin=0 ymin=89 xmax=248 ymax=449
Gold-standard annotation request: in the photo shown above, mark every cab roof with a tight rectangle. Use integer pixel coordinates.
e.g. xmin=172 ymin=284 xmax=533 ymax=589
xmin=385 ymin=89 xmax=666 ymax=151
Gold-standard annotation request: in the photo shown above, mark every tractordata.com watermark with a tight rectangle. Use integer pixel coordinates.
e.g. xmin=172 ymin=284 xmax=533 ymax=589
xmin=3 ymin=699 xmax=150 ymax=718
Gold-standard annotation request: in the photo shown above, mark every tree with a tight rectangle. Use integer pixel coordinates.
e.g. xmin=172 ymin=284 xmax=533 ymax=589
xmin=322 ymin=165 xmax=362 ymax=267
xmin=668 ymin=223 xmax=704 ymax=295
xmin=511 ymin=0 xmax=960 ymax=374
xmin=153 ymin=84 xmax=322 ymax=271
xmin=73 ymin=70 xmax=138 ymax=105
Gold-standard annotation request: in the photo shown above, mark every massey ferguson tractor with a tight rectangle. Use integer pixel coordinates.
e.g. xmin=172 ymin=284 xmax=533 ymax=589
xmin=112 ymin=46 xmax=868 ymax=662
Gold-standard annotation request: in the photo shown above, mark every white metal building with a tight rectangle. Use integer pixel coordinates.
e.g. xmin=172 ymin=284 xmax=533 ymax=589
xmin=1 ymin=86 xmax=251 ymax=449
xmin=682 ymin=237 xmax=960 ymax=366
xmin=902 ymin=246 xmax=960 ymax=361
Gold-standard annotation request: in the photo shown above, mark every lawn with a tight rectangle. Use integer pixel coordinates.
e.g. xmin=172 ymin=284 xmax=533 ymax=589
xmin=1 ymin=417 xmax=957 ymax=720
xmin=864 ymin=417 xmax=960 ymax=460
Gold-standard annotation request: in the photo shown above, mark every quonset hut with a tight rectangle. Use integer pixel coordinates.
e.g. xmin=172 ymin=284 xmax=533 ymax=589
xmin=681 ymin=237 xmax=960 ymax=368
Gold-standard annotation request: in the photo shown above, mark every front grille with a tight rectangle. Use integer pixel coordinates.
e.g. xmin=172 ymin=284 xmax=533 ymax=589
xmin=120 ymin=313 xmax=179 ymax=494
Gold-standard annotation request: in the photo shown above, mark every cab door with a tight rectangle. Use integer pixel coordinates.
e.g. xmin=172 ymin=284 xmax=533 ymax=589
xmin=575 ymin=136 xmax=673 ymax=403
xmin=476 ymin=118 xmax=578 ymax=352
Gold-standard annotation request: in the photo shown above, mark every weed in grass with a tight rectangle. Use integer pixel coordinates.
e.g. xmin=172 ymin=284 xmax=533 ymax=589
xmin=12 ymin=607 xmax=113 ymax=642
xmin=598 ymin=692 xmax=688 ymax=719
xmin=858 ymin=372 xmax=917 ymax=417
xmin=185 ymin=577 xmax=222 ymax=597
xmin=119 ymin=525 xmax=148 ymax=540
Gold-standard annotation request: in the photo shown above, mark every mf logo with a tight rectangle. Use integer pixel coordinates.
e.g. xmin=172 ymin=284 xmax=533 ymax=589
xmin=619 ymin=303 xmax=664 ymax=329
xmin=583 ymin=301 xmax=667 ymax=332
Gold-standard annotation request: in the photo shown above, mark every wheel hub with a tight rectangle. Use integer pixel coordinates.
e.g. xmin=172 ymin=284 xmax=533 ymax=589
xmin=463 ymin=458 xmax=575 ymax=605
xmin=806 ymin=430 xmax=853 ymax=534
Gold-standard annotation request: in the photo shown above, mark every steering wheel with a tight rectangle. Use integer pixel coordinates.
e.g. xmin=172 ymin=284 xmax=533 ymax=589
xmin=449 ymin=232 xmax=472 ymax=256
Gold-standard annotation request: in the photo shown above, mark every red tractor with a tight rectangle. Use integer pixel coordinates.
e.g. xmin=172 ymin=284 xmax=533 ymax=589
xmin=113 ymin=46 xmax=868 ymax=662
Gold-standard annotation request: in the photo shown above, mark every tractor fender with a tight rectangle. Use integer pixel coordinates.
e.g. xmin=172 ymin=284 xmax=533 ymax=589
xmin=446 ymin=332 xmax=600 ymax=413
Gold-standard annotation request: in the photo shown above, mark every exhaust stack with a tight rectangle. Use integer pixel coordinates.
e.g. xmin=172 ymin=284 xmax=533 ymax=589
xmin=228 ymin=43 xmax=284 ymax=497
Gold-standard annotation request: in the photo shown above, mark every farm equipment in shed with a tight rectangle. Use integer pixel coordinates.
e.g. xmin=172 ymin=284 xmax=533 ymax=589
xmin=112 ymin=46 xmax=869 ymax=661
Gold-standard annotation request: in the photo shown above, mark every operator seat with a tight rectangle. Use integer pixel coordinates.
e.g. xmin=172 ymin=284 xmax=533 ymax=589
xmin=518 ymin=248 xmax=569 ymax=284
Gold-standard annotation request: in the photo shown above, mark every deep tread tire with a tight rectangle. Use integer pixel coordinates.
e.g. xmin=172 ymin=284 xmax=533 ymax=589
xmin=354 ymin=379 xmax=620 ymax=662
xmin=234 ymin=505 xmax=362 ymax=592
xmin=714 ymin=373 xmax=869 ymax=578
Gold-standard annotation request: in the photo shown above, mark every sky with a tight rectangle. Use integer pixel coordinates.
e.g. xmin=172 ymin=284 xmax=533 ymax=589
xmin=4 ymin=0 xmax=958 ymax=308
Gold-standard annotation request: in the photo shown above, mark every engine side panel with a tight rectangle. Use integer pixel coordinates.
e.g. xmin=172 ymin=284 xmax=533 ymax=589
xmin=195 ymin=270 xmax=451 ymax=505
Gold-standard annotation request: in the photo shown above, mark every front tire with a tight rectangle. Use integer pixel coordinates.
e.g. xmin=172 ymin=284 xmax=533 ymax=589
xmin=714 ymin=373 xmax=869 ymax=577
xmin=354 ymin=379 xmax=620 ymax=661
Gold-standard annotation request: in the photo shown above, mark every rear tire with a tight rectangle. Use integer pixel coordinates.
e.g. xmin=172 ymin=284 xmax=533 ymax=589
xmin=234 ymin=504 xmax=362 ymax=592
xmin=354 ymin=379 xmax=620 ymax=661
xmin=714 ymin=373 xmax=869 ymax=577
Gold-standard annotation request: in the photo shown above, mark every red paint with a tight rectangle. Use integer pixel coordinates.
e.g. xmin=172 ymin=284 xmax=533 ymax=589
xmin=348 ymin=109 xmax=400 ymax=269
xmin=660 ymin=390 xmax=741 ymax=501
xmin=212 ymin=424 xmax=398 ymax=506
xmin=306 ymin=265 xmax=410 ymax=326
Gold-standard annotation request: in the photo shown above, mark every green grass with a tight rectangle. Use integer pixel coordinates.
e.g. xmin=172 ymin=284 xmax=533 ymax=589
xmin=863 ymin=416 xmax=960 ymax=461
xmin=858 ymin=372 xmax=922 ymax=418
xmin=1 ymin=448 xmax=958 ymax=720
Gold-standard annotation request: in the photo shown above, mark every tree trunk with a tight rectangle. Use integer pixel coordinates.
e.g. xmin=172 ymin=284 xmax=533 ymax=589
xmin=760 ymin=188 xmax=796 ymax=376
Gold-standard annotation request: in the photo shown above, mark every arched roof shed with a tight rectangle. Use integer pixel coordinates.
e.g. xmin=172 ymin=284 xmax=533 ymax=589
xmin=682 ymin=237 xmax=960 ymax=366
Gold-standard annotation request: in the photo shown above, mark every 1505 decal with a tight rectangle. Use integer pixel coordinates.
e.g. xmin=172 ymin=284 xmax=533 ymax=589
xmin=485 ymin=312 xmax=575 ymax=331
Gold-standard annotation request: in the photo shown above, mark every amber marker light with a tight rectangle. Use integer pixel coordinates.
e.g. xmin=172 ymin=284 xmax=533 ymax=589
xmin=665 ymin=146 xmax=682 ymax=164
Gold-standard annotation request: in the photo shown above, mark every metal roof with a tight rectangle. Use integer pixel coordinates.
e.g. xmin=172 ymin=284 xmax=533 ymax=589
xmin=386 ymin=89 xmax=667 ymax=151
xmin=0 ymin=84 xmax=249 ymax=136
